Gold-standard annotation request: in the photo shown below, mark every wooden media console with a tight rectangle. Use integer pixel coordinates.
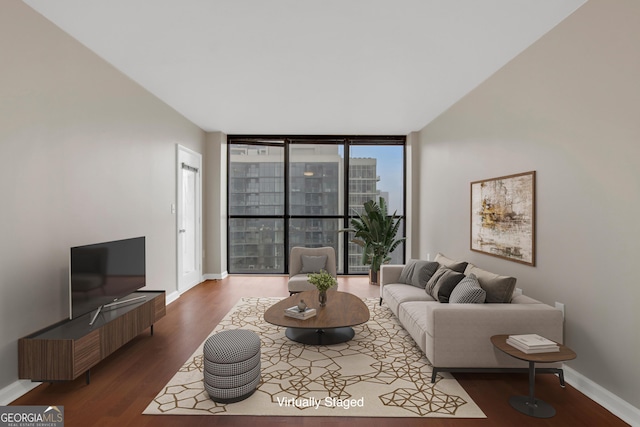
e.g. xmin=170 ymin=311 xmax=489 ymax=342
xmin=18 ymin=290 xmax=165 ymax=384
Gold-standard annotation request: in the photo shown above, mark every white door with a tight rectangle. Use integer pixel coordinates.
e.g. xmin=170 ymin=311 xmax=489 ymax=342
xmin=177 ymin=145 xmax=202 ymax=293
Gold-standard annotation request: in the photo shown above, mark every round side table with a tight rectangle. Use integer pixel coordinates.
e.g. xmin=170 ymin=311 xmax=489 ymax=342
xmin=491 ymin=334 xmax=576 ymax=418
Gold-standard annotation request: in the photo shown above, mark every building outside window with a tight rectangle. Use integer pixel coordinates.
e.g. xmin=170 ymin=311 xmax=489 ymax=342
xmin=227 ymin=136 xmax=405 ymax=274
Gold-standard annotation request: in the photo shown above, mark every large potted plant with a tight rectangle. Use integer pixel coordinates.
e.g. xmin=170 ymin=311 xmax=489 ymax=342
xmin=344 ymin=197 xmax=405 ymax=285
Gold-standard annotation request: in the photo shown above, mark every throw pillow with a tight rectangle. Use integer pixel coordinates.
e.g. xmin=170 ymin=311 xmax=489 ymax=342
xmin=449 ymin=274 xmax=486 ymax=304
xmin=425 ymin=266 xmax=448 ymax=296
xmin=412 ymin=260 xmax=440 ymax=289
xmin=399 ymin=259 xmax=439 ymax=289
xmin=397 ymin=260 xmax=417 ymax=284
xmin=398 ymin=259 xmax=438 ymax=289
xmin=300 ymin=255 xmax=327 ymax=274
xmin=434 ymin=253 xmax=469 ymax=273
xmin=431 ymin=269 xmax=466 ymax=303
xmin=465 ymin=266 xmax=517 ymax=303
xmin=446 ymin=261 xmax=469 ymax=273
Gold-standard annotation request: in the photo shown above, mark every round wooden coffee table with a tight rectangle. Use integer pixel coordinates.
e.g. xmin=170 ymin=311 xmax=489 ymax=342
xmin=264 ymin=290 xmax=370 ymax=345
xmin=491 ymin=334 xmax=576 ymax=418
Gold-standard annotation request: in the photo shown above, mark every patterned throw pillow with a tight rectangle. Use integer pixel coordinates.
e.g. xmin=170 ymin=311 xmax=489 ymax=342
xmin=465 ymin=266 xmax=516 ymax=303
xmin=449 ymin=274 xmax=486 ymax=304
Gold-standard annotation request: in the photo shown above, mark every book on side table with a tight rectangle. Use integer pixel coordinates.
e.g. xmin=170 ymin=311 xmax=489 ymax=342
xmin=284 ymin=306 xmax=317 ymax=320
xmin=507 ymin=334 xmax=559 ymax=354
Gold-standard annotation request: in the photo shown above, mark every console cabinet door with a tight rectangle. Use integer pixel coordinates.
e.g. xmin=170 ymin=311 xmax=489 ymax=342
xmin=100 ymin=301 xmax=154 ymax=357
xmin=73 ymin=329 xmax=100 ymax=379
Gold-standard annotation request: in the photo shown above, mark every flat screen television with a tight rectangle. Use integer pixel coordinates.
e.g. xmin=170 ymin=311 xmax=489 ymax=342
xmin=70 ymin=236 xmax=146 ymax=320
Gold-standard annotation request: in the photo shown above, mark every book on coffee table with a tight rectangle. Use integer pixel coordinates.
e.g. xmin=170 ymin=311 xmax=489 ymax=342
xmin=507 ymin=334 xmax=559 ymax=354
xmin=284 ymin=306 xmax=317 ymax=320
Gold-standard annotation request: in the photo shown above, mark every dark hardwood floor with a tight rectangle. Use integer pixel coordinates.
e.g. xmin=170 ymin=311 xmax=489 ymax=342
xmin=12 ymin=276 xmax=627 ymax=426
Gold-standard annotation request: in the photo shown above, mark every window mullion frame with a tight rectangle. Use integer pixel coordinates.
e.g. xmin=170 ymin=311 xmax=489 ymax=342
xmin=283 ymin=139 xmax=290 ymax=273
xmin=227 ymin=135 xmax=406 ymax=275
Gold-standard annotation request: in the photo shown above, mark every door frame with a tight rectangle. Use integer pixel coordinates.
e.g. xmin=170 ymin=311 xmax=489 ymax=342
xmin=176 ymin=144 xmax=203 ymax=294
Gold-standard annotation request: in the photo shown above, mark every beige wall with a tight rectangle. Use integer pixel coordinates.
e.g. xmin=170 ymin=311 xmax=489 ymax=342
xmin=417 ymin=0 xmax=639 ymax=410
xmin=204 ymin=132 xmax=228 ymax=276
xmin=0 ymin=2 xmax=205 ymax=391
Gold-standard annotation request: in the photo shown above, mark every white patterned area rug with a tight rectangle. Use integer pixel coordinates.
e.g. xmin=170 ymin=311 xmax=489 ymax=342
xmin=143 ymin=297 xmax=485 ymax=418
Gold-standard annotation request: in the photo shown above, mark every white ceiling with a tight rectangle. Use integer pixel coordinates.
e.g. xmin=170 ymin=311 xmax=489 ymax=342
xmin=24 ymin=0 xmax=585 ymax=135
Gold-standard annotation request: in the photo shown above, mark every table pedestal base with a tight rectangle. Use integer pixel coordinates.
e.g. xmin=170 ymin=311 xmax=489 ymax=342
xmin=285 ymin=327 xmax=354 ymax=345
xmin=509 ymin=395 xmax=556 ymax=418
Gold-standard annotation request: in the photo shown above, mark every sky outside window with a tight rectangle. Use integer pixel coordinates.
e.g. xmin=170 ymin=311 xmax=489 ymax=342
xmin=349 ymin=145 xmax=404 ymax=214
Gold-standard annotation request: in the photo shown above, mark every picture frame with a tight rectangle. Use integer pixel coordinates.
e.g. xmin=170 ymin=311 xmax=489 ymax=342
xmin=470 ymin=171 xmax=536 ymax=266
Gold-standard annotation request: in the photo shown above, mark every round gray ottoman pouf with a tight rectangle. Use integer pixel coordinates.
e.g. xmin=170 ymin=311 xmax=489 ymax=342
xmin=203 ymin=329 xmax=261 ymax=403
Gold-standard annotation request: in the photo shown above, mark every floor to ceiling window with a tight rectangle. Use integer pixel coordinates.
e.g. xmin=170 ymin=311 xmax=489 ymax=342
xmin=348 ymin=144 xmax=405 ymax=273
xmin=227 ymin=136 xmax=405 ymax=274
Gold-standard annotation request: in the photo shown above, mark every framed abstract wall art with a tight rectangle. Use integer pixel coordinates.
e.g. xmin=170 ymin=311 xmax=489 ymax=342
xmin=470 ymin=171 xmax=536 ymax=266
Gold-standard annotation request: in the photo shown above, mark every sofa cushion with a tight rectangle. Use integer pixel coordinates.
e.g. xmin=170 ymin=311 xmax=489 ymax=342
xmin=288 ymin=274 xmax=314 ymax=292
xmin=300 ymin=255 xmax=327 ymax=273
xmin=397 ymin=301 xmax=432 ymax=353
xmin=510 ymin=294 xmax=542 ymax=304
xmin=429 ymin=269 xmax=466 ymax=303
xmin=434 ymin=253 xmax=468 ymax=273
xmin=382 ymin=283 xmax=436 ymax=316
xmin=398 ymin=259 xmax=439 ymax=289
xmin=449 ymin=274 xmax=486 ymax=304
xmin=465 ymin=265 xmax=516 ymax=303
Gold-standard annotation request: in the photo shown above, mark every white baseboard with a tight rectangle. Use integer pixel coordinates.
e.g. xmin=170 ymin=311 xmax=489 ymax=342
xmin=165 ymin=290 xmax=180 ymax=305
xmin=0 ymin=380 xmax=41 ymax=406
xmin=171 ymin=272 xmax=225 ymax=302
xmin=564 ymin=364 xmax=639 ymax=426
xmin=203 ymin=271 xmax=228 ymax=281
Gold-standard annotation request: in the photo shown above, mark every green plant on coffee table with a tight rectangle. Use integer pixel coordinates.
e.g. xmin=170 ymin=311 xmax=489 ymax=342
xmin=307 ymin=269 xmax=337 ymax=292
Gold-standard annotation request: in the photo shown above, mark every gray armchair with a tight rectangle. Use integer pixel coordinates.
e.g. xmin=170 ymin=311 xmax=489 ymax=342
xmin=288 ymin=246 xmax=337 ymax=295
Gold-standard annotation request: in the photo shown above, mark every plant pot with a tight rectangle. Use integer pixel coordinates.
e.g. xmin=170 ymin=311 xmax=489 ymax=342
xmin=369 ymin=270 xmax=379 ymax=286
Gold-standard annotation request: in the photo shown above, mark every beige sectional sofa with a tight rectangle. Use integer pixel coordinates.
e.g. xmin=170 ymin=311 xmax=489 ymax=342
xmin=379 ymin=253 xmax=564 ymax=383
